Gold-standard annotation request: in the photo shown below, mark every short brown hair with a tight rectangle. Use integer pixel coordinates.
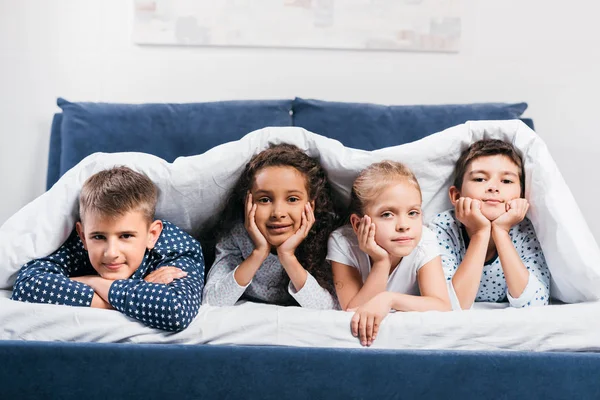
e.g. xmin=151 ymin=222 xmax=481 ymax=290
xmin=453 ymin=139 xmax=524 ymax=196
xmin=349 ymin=160 xmax=421 ymax=216
xmin=79 ymin=166 xmax=158 ymax=224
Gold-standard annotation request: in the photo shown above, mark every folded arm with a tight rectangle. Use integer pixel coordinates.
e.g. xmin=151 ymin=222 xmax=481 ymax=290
xmin=11 ymin=233 xmax=95 ymax=307
xmin=108 ymin=252 xmax=204 ymax=331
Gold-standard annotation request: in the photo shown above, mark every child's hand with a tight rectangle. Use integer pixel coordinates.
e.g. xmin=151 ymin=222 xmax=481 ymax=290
xmin=244 ymin=193 xmax=270 ymax=256
xmin=277 ymin=203 xmax=315 ymax=257
xmin=71 ymin=275 xmax=91 ymax=284
xmin=71 ymin=276 xmax=113 ymax=306
xmin=492 ymin=198 xmax=529 ymax=233
xmin=454 ymin=197 xmax=491 ymax=235
xmin=356 ymin=215 xmax=388 ymax=263
xmin=144 ymin=266 xmax=188 ymax=284
xmin=72 ymin=277 xmax=114 ymax=309
xmin=350 ymin=292 xmax=392 ymax=347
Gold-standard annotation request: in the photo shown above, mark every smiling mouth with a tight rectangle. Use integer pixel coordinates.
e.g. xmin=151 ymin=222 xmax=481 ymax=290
xmin=483 ymin=199 xmax=503 ymax=204
xmin=392 ymin=238 xmax=413 ymax=244
xmin=103 ymin=263 xmax=125 ymax=270
xmin=267 ymin=224 xmax=293 ymax=233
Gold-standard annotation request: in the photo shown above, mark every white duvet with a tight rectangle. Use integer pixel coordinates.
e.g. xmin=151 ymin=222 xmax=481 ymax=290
xmin=1 ymin=120 xmax=600 ymax=351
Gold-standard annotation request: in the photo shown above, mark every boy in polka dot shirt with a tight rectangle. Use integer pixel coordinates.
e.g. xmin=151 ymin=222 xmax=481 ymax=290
xmin=11 ymin=166 xmax=204 ymax=331
xmin=430 ymin=139 xmax=550 ymax=309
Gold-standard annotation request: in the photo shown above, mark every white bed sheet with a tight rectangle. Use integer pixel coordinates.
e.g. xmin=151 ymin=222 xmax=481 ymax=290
xmin=2 ymin=289 xmax=599 ymax=352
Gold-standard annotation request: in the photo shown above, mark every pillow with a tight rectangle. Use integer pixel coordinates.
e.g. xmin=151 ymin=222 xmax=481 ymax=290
xmin=291 ymin=97 xmax=529 ymax=150
xmin=49 ymin=98 xmax=294 ymax=188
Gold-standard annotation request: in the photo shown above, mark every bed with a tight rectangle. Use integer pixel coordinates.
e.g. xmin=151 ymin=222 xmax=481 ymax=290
xmin=2 ymin=97 xmax=600 ymax=399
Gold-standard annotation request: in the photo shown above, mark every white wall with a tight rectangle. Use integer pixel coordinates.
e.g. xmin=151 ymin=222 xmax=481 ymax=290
xmin=1 ymin=0 xmax=599 ymax=242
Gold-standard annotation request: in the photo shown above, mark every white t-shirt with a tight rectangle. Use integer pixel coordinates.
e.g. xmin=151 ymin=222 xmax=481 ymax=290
xmin=326 ymin=225 xmax=441 ymax=296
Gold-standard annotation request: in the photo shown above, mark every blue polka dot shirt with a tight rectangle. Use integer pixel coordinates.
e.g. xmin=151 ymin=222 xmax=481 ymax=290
xmin=430 ymin=210 xmax=550 ymax=307
xmin=11 ymin=221 xmax=205 ymax=331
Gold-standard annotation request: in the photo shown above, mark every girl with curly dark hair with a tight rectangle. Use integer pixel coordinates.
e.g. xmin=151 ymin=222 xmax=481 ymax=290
xmin=203 ymin=143 xmax=340 ymax=309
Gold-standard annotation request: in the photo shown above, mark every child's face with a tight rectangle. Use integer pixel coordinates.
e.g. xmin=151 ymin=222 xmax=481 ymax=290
xmin=76 ymin=210 xmax=162 ymax=280
xmin=452 ymin=155 xmax=522 ymax=221
xmin=250 ymin=166 xmax=312 ymax=248
xmin=360 ymin=181 xmax=423 ymax=260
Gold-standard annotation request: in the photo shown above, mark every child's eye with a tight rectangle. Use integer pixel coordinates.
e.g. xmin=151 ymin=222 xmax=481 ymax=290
xmin=91 ymin=235 xmax=105 ymax=241
xmin=381 ymin=212 xmax=393 ymax=218
xmin=408 ymin=210 xmax=421 ymax=217
xmin=502 ymin=179 xmax=514 ymax=184
xmin=288 ymin=197 xmax=300 ymax=203
xmin=121 ymin=234 xmax=134 ymax=239
xmin=473 ymin=177 xmax=485 ymax=182
xmin=257 ymin=197 xmax=271 ymax=203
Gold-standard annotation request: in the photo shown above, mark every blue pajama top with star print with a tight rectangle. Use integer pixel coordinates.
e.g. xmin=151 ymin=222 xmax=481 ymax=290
xmin=430 ymin=210 xmax=550 ymax=307
xmin=10 ymin=221 xmax=204 ymax=331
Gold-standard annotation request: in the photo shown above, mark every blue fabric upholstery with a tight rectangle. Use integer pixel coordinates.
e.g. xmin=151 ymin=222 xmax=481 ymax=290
xmin=49 ymin=98 xmax=293 ymax=188
xmin=47 ymin=97 xmax=530 ymax=189
xmin=46 ymin=113 xmax=63 ymax=190
xmin=292 ymin=97 xmax=529 ymax=150
xmin=521 ymin=117 xmax=535 ymax=130
xmin=2 ymin=340 xmax=599 ymax=399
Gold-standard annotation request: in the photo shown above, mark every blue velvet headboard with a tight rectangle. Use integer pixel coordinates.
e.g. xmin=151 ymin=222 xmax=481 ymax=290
xmin=47 ymin=97 xmax=532 ymax=189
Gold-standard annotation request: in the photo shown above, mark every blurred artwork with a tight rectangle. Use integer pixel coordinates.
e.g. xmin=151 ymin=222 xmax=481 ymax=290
xmin=133 ymin=0 xmax=461 ymax=52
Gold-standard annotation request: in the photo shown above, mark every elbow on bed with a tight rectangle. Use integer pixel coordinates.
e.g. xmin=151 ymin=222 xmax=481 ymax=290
xmin=164 ymin=297 xmax=200 ymax=332
xmin=201 ymin=286 xmax=235 ymax=307
xmin=431 ymin=296 xmax=452 ymax=312
xmin=438 ymin=299 xmax=453 ymax=312
xmin=201 ymin=297 xmax=233 ymax=307
xmin=10 ymin=276 xmax=39 ymax=302
xmin=170 ymin=319 xmax=192 ymax=332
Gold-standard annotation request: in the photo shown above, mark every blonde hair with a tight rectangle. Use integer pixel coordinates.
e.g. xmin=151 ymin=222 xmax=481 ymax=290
xmin=79 ymin=166 xmax=158 ymax=224
xmin=349 ymin=161 xmax=421 ymax=216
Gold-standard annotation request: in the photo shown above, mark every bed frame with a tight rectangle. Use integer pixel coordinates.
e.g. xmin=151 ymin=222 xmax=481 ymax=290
xmin=4 ymin=97 xmax=598 ymax=399
xmin=3 ymin=340 xmax=600 ymax=399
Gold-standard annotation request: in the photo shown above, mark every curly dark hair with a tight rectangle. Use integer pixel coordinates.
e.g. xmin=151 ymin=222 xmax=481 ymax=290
xmin=201 ymin=143 xmax=339 ymax=293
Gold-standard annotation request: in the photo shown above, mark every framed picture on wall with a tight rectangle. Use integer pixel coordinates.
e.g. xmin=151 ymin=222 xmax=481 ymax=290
xmin=133 ymin=0 xmax=461 ymax=53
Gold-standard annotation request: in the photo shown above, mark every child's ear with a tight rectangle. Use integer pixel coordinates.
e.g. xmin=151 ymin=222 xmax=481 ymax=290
xmin=349 ymin=214 xmax=362 ymax=234
xmin=147 ymin=220 xmax=163 ymax=249
xmin=449 ymin=186 xmax=461 ymax=206
xmin=75 ymin=222 xmax=87 ymax=250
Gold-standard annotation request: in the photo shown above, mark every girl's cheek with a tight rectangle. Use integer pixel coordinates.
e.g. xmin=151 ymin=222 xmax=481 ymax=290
xmin=373 ymin=225 xmax=384 ymax=239
xmin=253 ymin=209 xmax=267 ymax=222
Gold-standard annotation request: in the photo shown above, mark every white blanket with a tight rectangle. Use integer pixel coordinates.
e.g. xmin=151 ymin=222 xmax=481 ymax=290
xmin=1 ymin=289 xmax=599 ymax=351
xmin=1 ymin=120 xmax=600 ymax=349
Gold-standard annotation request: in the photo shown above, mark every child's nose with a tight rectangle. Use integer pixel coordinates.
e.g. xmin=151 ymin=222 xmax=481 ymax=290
xmin=104 ymin=241 xmax=119 ymax=258
xmin=270 ymin=202 xmax=287 ymax=218
xmin=487 ymin=182 xmax=499 ymax=192
xmin=396 ymin=218 xmax=410 ymax=231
